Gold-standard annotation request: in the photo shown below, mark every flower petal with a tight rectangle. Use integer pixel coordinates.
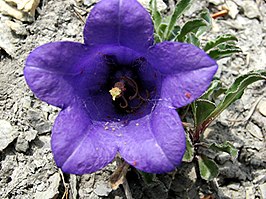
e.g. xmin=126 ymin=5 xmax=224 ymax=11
xmin=84 ymin=0 xmax=154 ymax=53
xmin=51 ymin=102 xmax=117 ymax=174
xmin=147 ymin=42 xmax=218 ymax=107
xmin=117 ymin=102 xmax=186 ymax=173
xmin=24 ymin=41 xmax=109 ymax=108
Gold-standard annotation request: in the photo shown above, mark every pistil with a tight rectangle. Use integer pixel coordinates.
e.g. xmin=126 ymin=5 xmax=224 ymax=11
xmin=109 ymin=76 xmax=150 ymax=112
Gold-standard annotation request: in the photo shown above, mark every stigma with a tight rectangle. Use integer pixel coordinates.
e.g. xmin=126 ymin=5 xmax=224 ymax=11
xmin=109 ymin=87 xmax=122 ymax=101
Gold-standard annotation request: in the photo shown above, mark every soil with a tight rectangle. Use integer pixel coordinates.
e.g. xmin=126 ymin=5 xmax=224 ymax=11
xmin=0 ymin=0 xmax=265 ymax=198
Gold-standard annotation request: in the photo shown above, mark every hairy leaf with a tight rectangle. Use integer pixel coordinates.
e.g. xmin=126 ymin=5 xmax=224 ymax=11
xmin=208 ymin=45 xmax=241 ymax=60
xmin=209 ymin=142 xmax=238 ymax=158
xmin=193 ymin=99 xmax=216 ymax=126
xmin=182 ymin=134 xmax=194 ymax=162
xmin=204 ymin=34 xmax=238 ymax=52
xmin=198 ymin=155 xmax=219 ymax=181
xmin=150 ymin=0 xmax=162 ymax=33
xmin=176 ymin=19 xmax=208 ymax=42
xmin=185 ymin=32 xmax=200 ymax=47
xmin=208 ymin=70 xmax=266 ymax=120
xmin=165 ymin=0 xmax=194 ymax=39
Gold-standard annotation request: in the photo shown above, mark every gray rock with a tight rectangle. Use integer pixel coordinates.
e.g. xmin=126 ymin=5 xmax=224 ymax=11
xmin=246 ymin=122 xmax=263 ymax=141
xmin=35 ymin=121 xmax=52 ymax=135
xmin=227 ymin=0 xmax=239 ymax=19
xmin=242 ymin=0 xmax=261 ymax=19
xmin=216 ymin=152 xmax=231 ymax=165
xmin=208 ymin=0 xmax=223 ymax=5
xmin=0 ymin=119 xmax=18 ymax=151
xmin=94 ymin=181 xmax=112 ymax=196
xmin=15 ymin=135 xmax=29 ymax=152
xmin=34 ymin=173 xmax=60 ymax=199
xmin=259 ymin=183 xmax=266 ymax=199
xmin=258 ymin=99 xmax=266 ymax=117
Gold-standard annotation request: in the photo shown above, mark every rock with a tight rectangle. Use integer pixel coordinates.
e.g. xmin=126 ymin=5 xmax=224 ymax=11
xmin=216 ymin=152 xmax=231 ymax=165
xmin=5 ymin=20 xmax=28 ymax=35
xmin=34 ymin=173 xmax=60 ymax=199
xmin=242 ymin=0 xmax=261 ymax=19
xmin=258 ymin=98 xmax=266 ymax=117
xmin=259 ymin=183 xmax=266 ymax=199
xmin=94 ymin=181 xmax=112 ymax=197
xmin=227 ymin=0 xmax=239 ymax=19
xmin=35 ymin=121 xmax=52 ymax=135
xmin=1 ymin=0 xmax=40 ymax=20
xmin=208 ymin=0 xmax=223 ymax=5
xmin=138 ymin=0 xmax=167 ymax=11
xmin=70 ymin=174 xmax=78 ymax=199
xmin=0 ymin=19 xmax=16 ymax=57
xmin=0 ymin=120 xmax=18 ymax=151
xmin=246 ymin=122 xmax=263 ymax=141
xmin=15 ymin=135 xmax=29 ymax=152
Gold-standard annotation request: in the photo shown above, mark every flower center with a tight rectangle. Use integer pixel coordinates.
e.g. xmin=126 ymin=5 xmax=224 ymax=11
xmin=109 ymin=76 xmax=150 ymax=113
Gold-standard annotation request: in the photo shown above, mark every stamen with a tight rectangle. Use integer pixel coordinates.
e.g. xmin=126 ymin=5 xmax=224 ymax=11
xmin=109 ymin=87 xmax=122 ymax=101
xmin=120 ymin=96 xmax=128 ymax=108
xmin=121 ymin=76 xmax=138 ymax=100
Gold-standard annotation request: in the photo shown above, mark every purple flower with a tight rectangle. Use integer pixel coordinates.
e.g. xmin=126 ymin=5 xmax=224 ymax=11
xmin=24 ymin=0 xmax=218 ymax=174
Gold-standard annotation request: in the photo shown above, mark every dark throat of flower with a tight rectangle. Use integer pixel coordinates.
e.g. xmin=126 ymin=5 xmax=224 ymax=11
xmin=109 ymin=76 xmax=150 ymax=113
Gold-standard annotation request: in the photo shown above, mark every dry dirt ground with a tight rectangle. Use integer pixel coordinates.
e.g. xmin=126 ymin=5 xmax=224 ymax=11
xmin=0 ymin=0 xmax=265 ymax=198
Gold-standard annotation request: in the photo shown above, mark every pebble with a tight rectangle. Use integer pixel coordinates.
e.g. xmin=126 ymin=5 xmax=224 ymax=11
xmin=208 ymin=0 xmax=223 ymax=5
xmin=15 ymin=135 xmax=29 ymax=152
xmin=259 ymin=183 xmax=266 ymax=199
xmin=242 ymin=0 xmax=261 ymax=19
xmin=94 ymin=181 xmax=112 ymax=197
xmin=216 ymin=152 xmax=231 ymax=165
xmin=246 ymin=122 xmax=263 ymax=141
xmin=34 ymin=173 xmax=60 ymax=199
xmin=227 ymin=0 xmax=239 ymax=19
xmin=0 ymin=119 xmax=18 ymax=151
xmin=35 ymin=121 xmax=52 ymax=135
xmin=258 ymin=99 xmax=266 ymax=117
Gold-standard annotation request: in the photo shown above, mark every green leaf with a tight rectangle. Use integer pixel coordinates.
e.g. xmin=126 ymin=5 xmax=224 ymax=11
xmin=193 ymin=99 xmax=216 ymax=126
xmin=197 ymin=9 xmax=212 ymax=36
xmin=168 ymin=25 xmax=181 ymax=41
xmin=208 ymin=70 xmax=266 ymax=121
xmin=209 ymin=142 xmax=238 ymax=158
xmin=165 ymin=0 xmax=194 ymax=40
xmin=201 ymin=78 xmax=226 ymax=101
xmin=198 ymin=155 xmax=219 ymax=181
xmin=182 ymin=134 xmax=194 ymax=162
xmin=149 ymin=0 xmax=162 ymax=33
xmin=139 ymin=171 xmax=156 ymax=184
xmin=176 ymin=19 xmax=208 ymax=42
xmin=185 ymin=32 xmax=200 ymax=47
xmin=158 ymin=23 xmax=167 ymax=39
xmin=208 ymin=45 xmax=242 ymax=60
xmin=204 ymin=34 xmax=238 ymax=52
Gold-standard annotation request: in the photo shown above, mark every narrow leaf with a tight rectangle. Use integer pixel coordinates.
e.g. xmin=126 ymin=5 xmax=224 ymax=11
xmin=165 ymin=0 xmax=194 ymax=39
xmin=201 ymin=79 xmax=226 ymax=101
xmin=209 ymin=70 xmax=266 ymax=120
xmin=197 ymin=9 xmax=212 ymax=36
xmin=182 ymin=134 xmax=194 ymax=162
xmin=204 ymin=34 xmax=238 ymax=52
xmin=176 ymin=19 xmax=208 ymax=42
xmin=150 ymin=0 xmax=162 ymax=33
xmin=185 ymin=32 xmax=200 ymax=47
xmin=209 ymin=142 xmax=238 ymax=158
xmin=208 ymin=45 xmax=241 ymax=60
xmin=194 ymin=99 xmax=216 ymax=126
xmin=198 ymin=155 xmax=219 ymax=181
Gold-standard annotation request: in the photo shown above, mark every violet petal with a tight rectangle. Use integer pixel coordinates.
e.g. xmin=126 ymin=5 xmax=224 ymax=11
xmin=83 ymin=0 xmax=154 ymax=53
xmin=51 ymin=102 xmax=117 ymax=174
xmin=117 ymin=102 xmax=186 ymax=173
xmin=147 ymin=42 xmax=218 ymax=107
